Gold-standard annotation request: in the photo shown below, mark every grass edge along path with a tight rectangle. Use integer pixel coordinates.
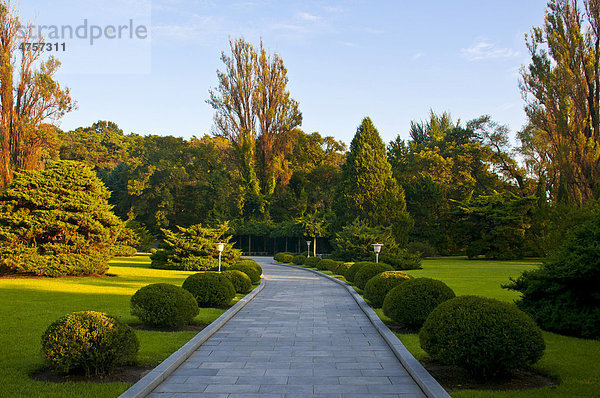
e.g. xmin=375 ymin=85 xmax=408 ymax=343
xmin=396 ymin=257 xmax=600 ymax=398
xmin=0 ymin=255 xmax=258 ymax=398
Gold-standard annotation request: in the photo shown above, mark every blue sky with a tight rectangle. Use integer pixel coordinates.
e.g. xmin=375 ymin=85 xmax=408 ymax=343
xmin=21 ymin=0 xmax=549 ymax=145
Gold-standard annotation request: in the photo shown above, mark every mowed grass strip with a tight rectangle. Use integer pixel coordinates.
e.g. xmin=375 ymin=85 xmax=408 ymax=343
xmin=0 ymin=255 xmax=249 ymax=398
xmin=389 ymin=256 xmax=600 ymax=398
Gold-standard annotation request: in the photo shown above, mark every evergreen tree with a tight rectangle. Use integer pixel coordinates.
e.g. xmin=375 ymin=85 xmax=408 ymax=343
xmin=151 ymin=222 xmax=240 ymax=271
xmin=0 ymin=161 xmax=125 ymax=276
xmin=336 ymin=117 xmax=412 ymax=243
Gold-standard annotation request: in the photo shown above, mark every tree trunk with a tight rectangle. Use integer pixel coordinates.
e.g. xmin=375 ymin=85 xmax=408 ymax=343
xmin=313 ymin=237 xmax=317 ymax=257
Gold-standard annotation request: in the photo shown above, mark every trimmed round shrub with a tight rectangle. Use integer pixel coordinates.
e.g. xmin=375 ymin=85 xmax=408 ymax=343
xmin=274 ymin=252 xmax=293 ymax=262
xmin=364 ymin=271 xmax=412 ymax=307
xmin=182 ymin=272 xmax=236 ymax=307
xmin=229 ymin=264 xmax=261 ymax=284
xmin=223 ymin=270 xmax=252 ymax=293
xmin=305 ymin=256 xmax=321 ymax=267
xmin=293 ymin=255 xmax=306 ymax=265
xmin=41 ymin=311 xmax=139 ymax=375
xmin=354 ymin=263 xmax=394 ymax=289
xmin=345 ymin=261 xmax=373 ymax=283
xmin=420 ymin=295 xmax=545 ymax=377
xmin=335 ymin=262 xmax=353 ymax=276
xmin=234 ymin=258 xmax=262 ymax=277
xmin=130 ymin=283 xmax=199 ymax=328
xmin=383 ymin=278 xmax=455 ymax=328
xmin=316 ymin=258 xmax=333 ymax=271
xmin=281 ymin=254 xmax=294 ymax=263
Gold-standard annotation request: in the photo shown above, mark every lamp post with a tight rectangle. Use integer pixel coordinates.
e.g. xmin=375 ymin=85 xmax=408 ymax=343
xmin=306 ymin=240 xmax=312 ymax=257
xmin=372 ymin=243 xmax=383 ymax=263
xmin=215 ymin=242 xmax=225 ymax=273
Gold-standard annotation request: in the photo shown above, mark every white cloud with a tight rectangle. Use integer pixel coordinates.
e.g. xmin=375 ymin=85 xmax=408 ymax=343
xmin=364 ymin=27 xmax=384 ymax=34
xmin=411 ymin=52 xmax=424 ymax=60
xmin=461 ymin=40 xmax=519 ymax=61
xmin=298 ymin=12 xmax=319 ymax=22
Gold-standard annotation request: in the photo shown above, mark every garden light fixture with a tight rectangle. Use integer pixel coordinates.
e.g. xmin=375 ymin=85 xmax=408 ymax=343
xmin=216 ymin=242 xmax=225 ymax=273
xmin=306 ymin=240 xmax=312 ymax=257
xmin=372 ymin=243 xmax=383 ymax=263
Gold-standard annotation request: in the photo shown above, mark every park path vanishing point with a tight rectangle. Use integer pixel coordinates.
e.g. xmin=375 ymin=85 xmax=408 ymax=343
xmin=147 ymin=258 xmax=432 ymax=398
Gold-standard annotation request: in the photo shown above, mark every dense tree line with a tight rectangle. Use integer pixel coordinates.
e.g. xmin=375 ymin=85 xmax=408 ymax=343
xmin=2 ymin=0 xmax=599 ymax=262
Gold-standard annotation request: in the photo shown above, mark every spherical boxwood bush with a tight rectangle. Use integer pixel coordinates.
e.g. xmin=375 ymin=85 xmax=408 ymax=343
xmin=419 ymin=295 xmax=545 ymax=377
xmin=335 ymin=262 xmax=353 ymax=276
xmin=383 ymin=278 xmax=455 ymax=328
xmin=223 ymin=270 xmax=252 ymax=293
xmin=345 ymin=261 xmax=373 ymax=283
xmin=130 ymin=283 xmax=199 ymax=328
xmin=235 ymin=258 xmax=263 ymax=274
xmin=41 ymin=311 xmax=139 ymax=375
xmin=354 ymin=263 xmax=394 ymax=289
xmin=182 ymin=272 xmax=236 ymax=307
xmin=281 ymin=254 xmax=294 ymax=263
xmin=315 ymin=258 xmax=334 ymax=271
xmin=274 ymin=252 xmax=292 ymax=262
xmin=293 ymin=254 xmax=306 ymax=265
xmin=364 ymin=271 xmax=412 ymax=307
xmin=305 ymin=256 xmax=321 ymax=267
xmin=229 ymin=264 xmax=261 ymax=284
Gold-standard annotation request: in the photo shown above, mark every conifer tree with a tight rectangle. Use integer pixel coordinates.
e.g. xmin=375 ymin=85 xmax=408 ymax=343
xmin=336 ymin=117 xmax=412 ymax=243
xmin=0 ymin=161 xmax=126 ymax=276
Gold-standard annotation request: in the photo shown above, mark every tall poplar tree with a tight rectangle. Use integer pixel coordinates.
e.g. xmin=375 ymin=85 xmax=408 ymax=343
xmin=336 ymin=117 xmax=412 ymax=244
xmin=208 ymin=37 xmax=302 ymax=216
xmin=520 ymin=0 xmax=600 ymax=205
xmin=0 ymin=1 xmax=74 ymax=187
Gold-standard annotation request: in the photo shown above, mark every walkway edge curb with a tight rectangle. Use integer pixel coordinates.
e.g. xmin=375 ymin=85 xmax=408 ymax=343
xmin=118 ymin=277 xmax=266 ymax=398
xmin=277 ymin=262 xmax=450 ymax=398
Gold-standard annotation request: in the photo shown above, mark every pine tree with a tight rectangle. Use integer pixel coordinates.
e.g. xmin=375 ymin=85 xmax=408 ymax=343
xmin=336 ymin=117 xmax=412 ymax=243
xmin=150 ymin=222 xmax=240 ymax=271
xmin=0 ymin=161 xmax=126 ymax=276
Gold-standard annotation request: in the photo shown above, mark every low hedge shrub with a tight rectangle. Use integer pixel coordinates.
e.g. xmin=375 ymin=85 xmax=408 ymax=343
xmin=379 ymin=251 xmax=422 ymax=270
xmin=41 ymin=311 xmax=139 ymax=375
xmin=293 ymin=255 xmax=306 ymax=265
xmin=229 ymin=264 xmax=261 ymax=284
xmin=335 ymin=262 xmax=353 ymax=276
xmin=420 ymin=295 xmax=545 ymax=377
xmin=345 ymin=261 xmax=374 ymax=283
xmin=383 ymin=278 xmax=455 ymax=328
xmin=354 ymin=263 xmax=394 ymax=289
xmin=182 ymin=272 xmax=236 ymax=307
xmin=151 ymin=255 xmax=220 ymax=272
xmin=223 ymin=270 xmax=252 ymax=293
xmin=305 ymin=257 xmax=321 ymax=267
xmin=130 ymin=283 xmax=199 ymax=328
xmin=316 ymin=258 xmax=335 ymax=271
xmin=281 ymin=254 xmax=294 ymax=263
xmin=273 ymin=252 xmax=292 ymax=262
xmin=234 ymin=258 xmax=263 ymax=276
xmin=364 ymin=271 xmax=412 ymax=307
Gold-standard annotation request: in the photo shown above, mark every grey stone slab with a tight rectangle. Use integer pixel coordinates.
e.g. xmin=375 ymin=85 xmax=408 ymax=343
xmin=259 ymin=384 xmax=314 ymax=394
xmin=204 ymin=384 xmax=261 ymax=393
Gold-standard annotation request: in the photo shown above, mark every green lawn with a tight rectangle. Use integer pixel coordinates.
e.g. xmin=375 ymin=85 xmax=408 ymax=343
xmin=393 ymin=256 xmax=600 ymax=397
xmin=0 ymin=255 xmax=243 ymax=398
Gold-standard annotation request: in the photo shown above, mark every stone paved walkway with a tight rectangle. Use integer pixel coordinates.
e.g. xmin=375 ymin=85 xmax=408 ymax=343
xmin=148 ymin=258 xmax=426 ymax=398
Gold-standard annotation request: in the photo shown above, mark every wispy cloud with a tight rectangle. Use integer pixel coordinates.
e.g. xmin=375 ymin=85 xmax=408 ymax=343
xmin=461 ymin=40 xmax=518 ymax=61
xmin=298 ymin=11 xmax=319 ymax=22
xmin=412 ymin=52 xmax=424 ymax=60
xmin=364 ymin=27 xmax=384 ymax=35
